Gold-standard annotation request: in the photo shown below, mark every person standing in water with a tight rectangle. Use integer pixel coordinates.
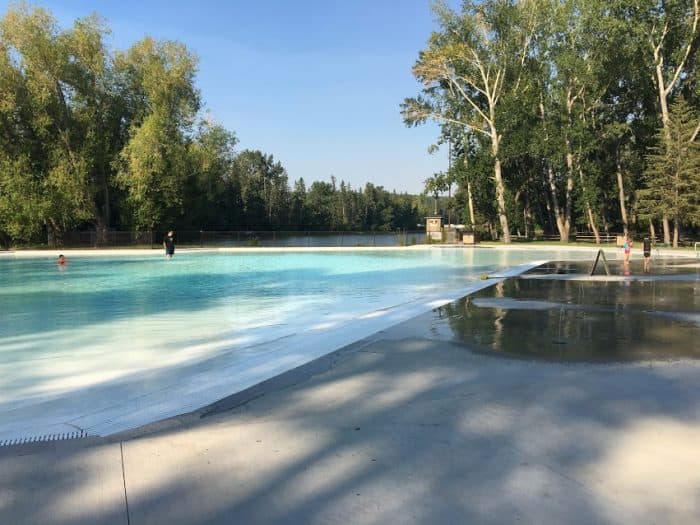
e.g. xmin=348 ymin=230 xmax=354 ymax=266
xmin=623 ymin=234 xmax=632 ymax=264
xmin=163 ymin=231 xmax=175 ymax=258
xmin=622 ymin=234 xmax=632 ymax=276
xmin=643 ymin=236 xmax=652 ymax=273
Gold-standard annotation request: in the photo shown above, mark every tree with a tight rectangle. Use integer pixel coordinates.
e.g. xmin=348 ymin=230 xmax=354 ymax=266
xmin=115 ymin=37 xmax=200 ymax=229
xmin=639 ymin=98 xmax=700 ymax=246
xmin=305 ymin=180 xmax=335 ymax=230
xmin=289 ymin=178 xmax=307 ymax=230
xmin=403 ymin=0 xmax=539 ymax=242
xmin=635 ymin=0 xmax=700 ymax=243
xmin=231 ymin=150 xmax=289 ymax=230
xmin=424 ymin=172 xmax=447 ymax=215
xmin=528 ymin=0 xmax=614 ymax=242
xmin=185 ymin=119 xmax=238 ymax=229
xmin=0 ymin=6 xmax=108 ymax=241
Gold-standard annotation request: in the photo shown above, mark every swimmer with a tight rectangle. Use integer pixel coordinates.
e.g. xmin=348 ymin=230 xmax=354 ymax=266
xmin=57 ymin=254 xmax=67 ymax=266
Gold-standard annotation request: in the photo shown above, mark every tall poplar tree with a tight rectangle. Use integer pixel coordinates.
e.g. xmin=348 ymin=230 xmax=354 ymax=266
xmin=402 ymin=0 xmax=539 ymax=242
xmin=115 ymin=37 xmax=200 ymax=229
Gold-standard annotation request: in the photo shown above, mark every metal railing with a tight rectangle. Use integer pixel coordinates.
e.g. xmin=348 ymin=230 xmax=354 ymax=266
xmin=572 ymin=232 xmax=621 ymax=243
xmin=531 ymin=232 xmax=662 ymax=244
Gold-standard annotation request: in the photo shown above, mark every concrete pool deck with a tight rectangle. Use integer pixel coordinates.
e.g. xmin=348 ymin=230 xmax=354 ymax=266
xmin=2 ymin=277 xmax=700 ymax=524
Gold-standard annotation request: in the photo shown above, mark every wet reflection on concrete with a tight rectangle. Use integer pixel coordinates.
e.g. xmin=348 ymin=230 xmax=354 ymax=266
xmin=434 ymin=261 xmax=700 ymax=362
xmin=531 ymin=257 xmax=700 ymax=277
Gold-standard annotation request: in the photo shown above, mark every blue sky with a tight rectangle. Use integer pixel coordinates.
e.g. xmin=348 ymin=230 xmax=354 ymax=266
xmin=1 ymin=0 xmax=451 ymax=194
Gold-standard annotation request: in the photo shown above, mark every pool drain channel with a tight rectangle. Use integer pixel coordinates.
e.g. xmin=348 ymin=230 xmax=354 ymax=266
xmin=1 ymin=430 xmax=92 ymax=447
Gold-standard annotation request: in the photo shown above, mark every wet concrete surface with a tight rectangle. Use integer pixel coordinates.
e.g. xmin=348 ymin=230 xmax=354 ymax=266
xmin=532 ymin=257 xmax=700 ymax=277
xmin=432 ymin=261 xmax=700 ymax=363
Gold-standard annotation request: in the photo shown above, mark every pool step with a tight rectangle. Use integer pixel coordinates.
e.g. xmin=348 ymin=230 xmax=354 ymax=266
xmin=0 ymin=430 xmax=91 ymax=447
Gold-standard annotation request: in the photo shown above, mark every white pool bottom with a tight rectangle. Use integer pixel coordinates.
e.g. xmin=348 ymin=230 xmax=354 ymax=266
xmin=1 ymin=259 xmax=543 ymax=443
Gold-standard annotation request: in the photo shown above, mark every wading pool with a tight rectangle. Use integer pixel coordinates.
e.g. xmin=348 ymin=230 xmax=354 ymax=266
xmin=0 ymin=247 xmax=594 ymax=442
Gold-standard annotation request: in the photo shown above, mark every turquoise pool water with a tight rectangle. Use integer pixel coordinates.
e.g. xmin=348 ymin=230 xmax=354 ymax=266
xmin=0 ymin=248 xmax=593 ymax=441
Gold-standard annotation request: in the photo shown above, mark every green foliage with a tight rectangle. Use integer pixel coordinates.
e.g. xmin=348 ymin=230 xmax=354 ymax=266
xmin=4 ymin=2 xmax=699 ymax=245
xmin=406 ymin=0 xmax=700 ymax=241
xmin=0 ymin=4 xmax=426 ymax=245
xmin=0 ymin=153 xmax=46 ymax=240
xmin=0 ymin=5 xmax=98 ymax=239
xmin=115 ymin=37 xmax=200 ymax=229
xmin=639 ymin=98 xmax=700 ymax=228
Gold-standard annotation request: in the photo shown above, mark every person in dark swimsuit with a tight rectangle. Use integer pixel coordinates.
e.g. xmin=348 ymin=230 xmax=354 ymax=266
xmin=163 ymin=231 xmax=175 ymax=258
xmin=643 ymin=236 xmax=652 ymax=273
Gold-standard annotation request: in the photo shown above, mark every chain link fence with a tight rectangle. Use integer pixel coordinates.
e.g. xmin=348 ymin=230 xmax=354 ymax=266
xmin=53 ymin=230 xmax=426 ymax=249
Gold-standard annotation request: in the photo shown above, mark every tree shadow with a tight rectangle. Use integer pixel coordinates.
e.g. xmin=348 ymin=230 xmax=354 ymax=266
xmin=3 ymin=326 xmax=699 ymax=524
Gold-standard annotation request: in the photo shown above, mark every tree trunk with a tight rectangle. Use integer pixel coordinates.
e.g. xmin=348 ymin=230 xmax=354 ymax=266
xmin=523 ymin=191 xmax=531 ymax=239
xmin=564 ymin=149 xmax=573 ymax=243
xmin=673 ymin=217 xmax=679 ymax=248
xmin=586 ymin=205 xmax=600 ymax=244
xmin=543 ymin=174 xmax=556 ymax=236
xmin=461 ymin=147 xmax=477 ymax=229
xmin=489 ymin=120 xmax=510 ymax=242
xmin=447 ymin=183 xmax=452 ymax=225
xmin=490 ymin=125 xmax=510 ymax=242
xmin=663 ymin=216 xmax=671 ymax=245
xmin=47 ymin=218 xmax=63 ymax=248
xmin=577 ymin=166 xmax=600 ymax=243
xmin=615 ymin=152 xmax=628 ymax=235
xmin=649 ymin=221 xmax=656 ymax=244
xmin=563 ymin=92 xmax=575 ymax=243
xmin=654 ymin=45 xmax=678 ymax=247
xmin=103 ymin=182 xmax=110 ymax=231
xmin=541 ymin=100 xmax=569 ymax=241
xmin=547 ymin=164 xmax=568 ymax=241
xmin=493 ymin=157 xmax=511 ymax=243
xmin=467 ymin=180 xmax=476 ymax=228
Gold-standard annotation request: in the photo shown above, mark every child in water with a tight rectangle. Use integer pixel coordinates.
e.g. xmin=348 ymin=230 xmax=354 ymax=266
xmin=623 ymin=235 xmax=632 ymax=264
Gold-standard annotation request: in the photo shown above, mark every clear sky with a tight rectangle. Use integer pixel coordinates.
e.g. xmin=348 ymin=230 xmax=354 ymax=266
xmin=1 ymin=0 xmax=452 ymax=194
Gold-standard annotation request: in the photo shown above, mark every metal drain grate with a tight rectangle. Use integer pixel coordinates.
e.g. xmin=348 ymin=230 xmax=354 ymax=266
xmin=1 ymin=430 xmax=91 ymax=447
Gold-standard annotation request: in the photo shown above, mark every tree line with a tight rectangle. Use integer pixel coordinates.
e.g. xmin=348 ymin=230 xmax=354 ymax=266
xmin=404 ymin=0 xmax=700 ymax=246
xmin=0 ymin=5 xmax=427 ymax=247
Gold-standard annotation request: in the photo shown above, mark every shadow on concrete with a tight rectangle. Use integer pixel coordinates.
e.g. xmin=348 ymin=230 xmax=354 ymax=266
xmin=3 ymin=254 xmax=700 ymax=523
xmin=3 ymin=324 xmax=699 ymax=524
